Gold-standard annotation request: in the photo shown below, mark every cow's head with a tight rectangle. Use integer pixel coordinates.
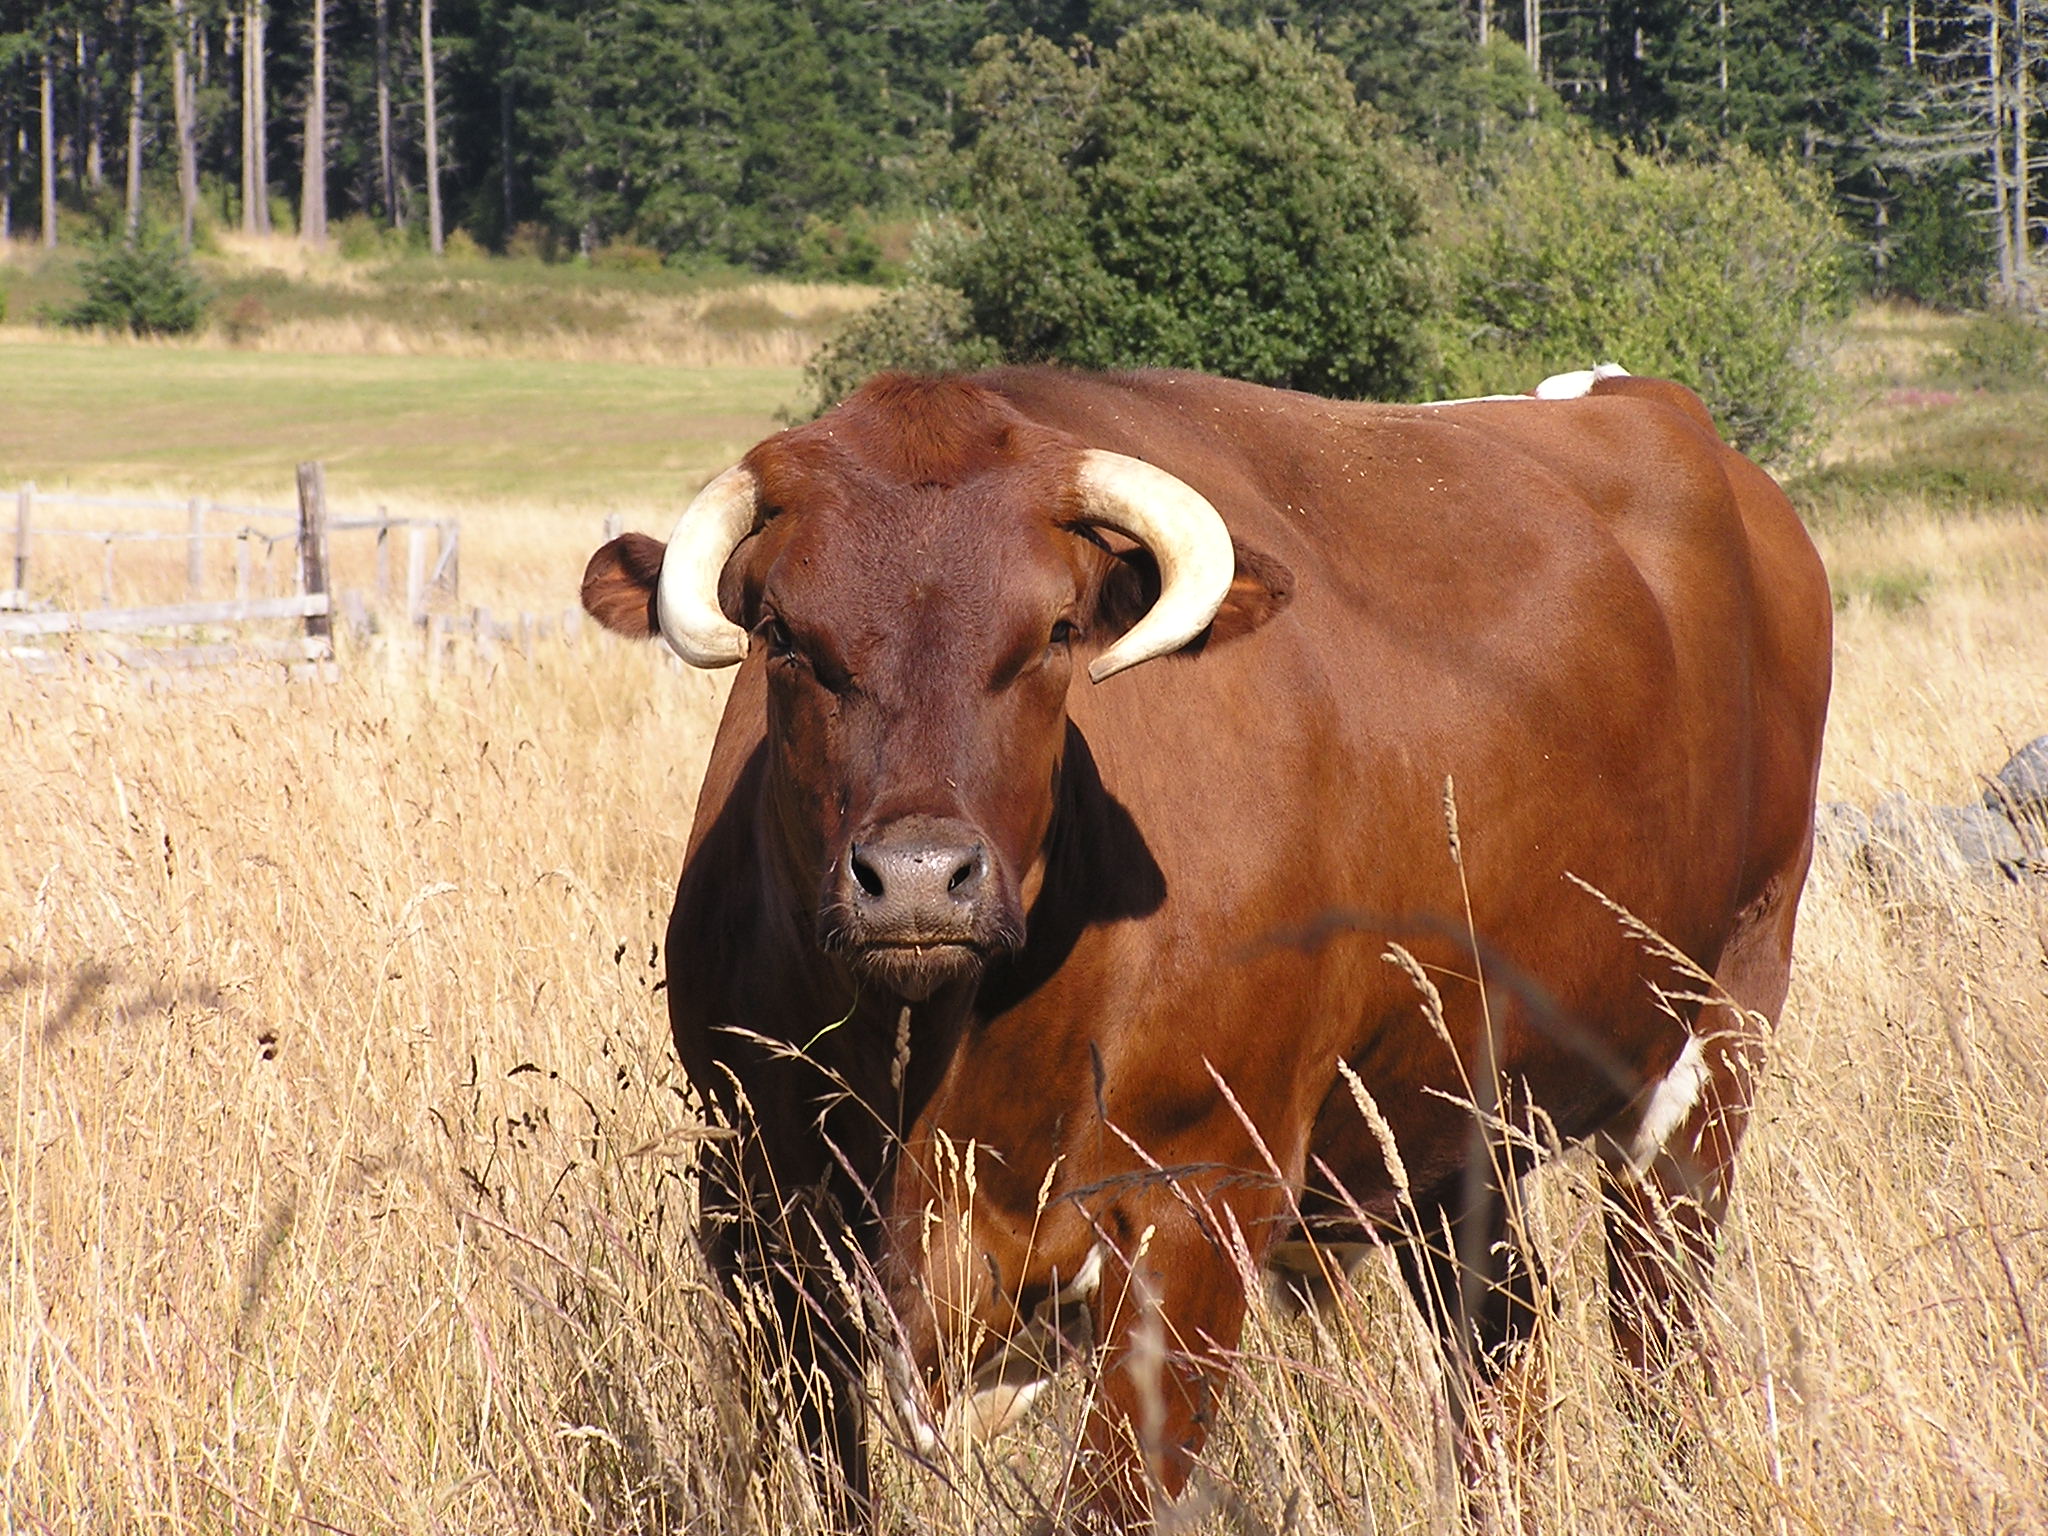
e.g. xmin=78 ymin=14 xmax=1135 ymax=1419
xmin=582 ymin=374 xmax=1280 ymax=1002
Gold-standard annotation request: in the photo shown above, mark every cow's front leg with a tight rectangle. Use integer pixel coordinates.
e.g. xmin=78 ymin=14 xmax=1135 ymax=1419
xmin=1069 ymin=1184 xmax=1280 ymax=1530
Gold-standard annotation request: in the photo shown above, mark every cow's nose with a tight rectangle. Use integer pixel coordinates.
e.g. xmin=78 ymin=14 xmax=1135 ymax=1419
xmin=846 ymin=820 xmax=987 ymax=929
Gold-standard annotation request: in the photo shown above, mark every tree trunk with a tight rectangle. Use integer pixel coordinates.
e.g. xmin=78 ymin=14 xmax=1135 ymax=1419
xmin=1524 ymin=0 xmax=1541 ymax=72
xmin=171 ymin=0 xmax=199 ymax=249
xmin=301 ymin=0 xmax=327 ymax=244
xmin=2015 ymin=0 xmax=2033 ymax=283
xmin=40 ymin=50 xmax=56 ymax=248
xmin=501 ymin=78 xmax=515 ymax=238
xmin=241 ymin=3 xmax=257 ymax=231
xmin=245 ymin=1 xmax=271 ymax=234
xmin=1718 ymin=0 xmax=1730 ymax=133
xmin=125 ymin=5 xmax=144 ymax=241
xmin=1479 ymin=0 xmax=1491 ymax=47
xmin=423 ymin=0 xmax=443 ymax=254
xmin=1992 ymin=2 xmax=2015 ymax=298
xmin=81 ymin=30 xmax=103 ymax=191
xmin=376 ymin=0 xmax=397 ymax=225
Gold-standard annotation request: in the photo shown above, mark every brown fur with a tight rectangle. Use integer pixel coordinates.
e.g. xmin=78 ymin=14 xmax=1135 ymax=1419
xmin=578 ymin=532 xmax=664 ymax=638
xmin=581 ymin=366 xmax=1833 ymax=1528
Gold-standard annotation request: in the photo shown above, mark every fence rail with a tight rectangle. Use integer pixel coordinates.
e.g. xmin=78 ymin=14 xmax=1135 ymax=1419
xmin=3 ymin=470 xmax=461 ymax=667
xmin=0 ymin=592 xmax=331 ymax=637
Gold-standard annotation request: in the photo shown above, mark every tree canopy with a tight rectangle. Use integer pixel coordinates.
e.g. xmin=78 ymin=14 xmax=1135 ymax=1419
xmin=1 ymin=0 xmax=2040 ymax=298
xmin=933 ymin=16 xmax=1429 ymax=397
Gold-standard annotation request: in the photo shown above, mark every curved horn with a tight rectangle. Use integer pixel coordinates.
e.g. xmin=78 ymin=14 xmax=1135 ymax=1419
xmin=1073 ymin=449 xmax=1236 ymax=683
xmin=654 ymin=465 xmax=758 ymax=667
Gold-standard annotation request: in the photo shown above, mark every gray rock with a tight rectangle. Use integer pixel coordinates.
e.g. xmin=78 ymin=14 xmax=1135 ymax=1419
xmin=1862 ymin=792 xmax=2033 ymax=890
xmin=1813 ymin=801 xmax=1873 ymax=865
xmin=1983 ymin=734 xmax=2048 ymax=836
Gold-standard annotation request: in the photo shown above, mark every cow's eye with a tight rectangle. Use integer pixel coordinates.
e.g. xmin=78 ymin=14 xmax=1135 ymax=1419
xmin=1049 ymin=619 xmax=1077 ymax=648
xmin=762 ymin=617 xmax=797 ymax=659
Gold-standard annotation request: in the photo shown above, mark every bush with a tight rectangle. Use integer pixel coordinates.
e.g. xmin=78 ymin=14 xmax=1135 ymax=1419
xmin=794 ymin=215 xmax=893 ymax=282
xmin=58 ymin=234 xmax=210 ymax=336
xmin=218 ymin=292 xmax=271 ymax=345
xmin=935 ymin=18 xmax=1430 ymax=399
xmin=443 ymin=228 xmax=486 ymax=263
xmin=590 ymin=241 xmax=664 ymax=273
xmin=334 ymin=213 xmax=399 ymax=261
xmin=802 ymin=282 xmax=1002 ymax=412
xmin=504 ymin=221 xmax=557 ymax=262
xmin=1431 ymin=134 xmax=1850 ymax=461
xmin=1939 ymin=314 xmax=2048 ymax=389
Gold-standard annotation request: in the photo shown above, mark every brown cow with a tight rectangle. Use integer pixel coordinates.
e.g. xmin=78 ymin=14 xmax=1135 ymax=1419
xmin=580 ymin=364 xmax=1831 ymax=1527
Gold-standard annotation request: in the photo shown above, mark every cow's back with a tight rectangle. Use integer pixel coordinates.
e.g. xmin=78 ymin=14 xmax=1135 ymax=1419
xmin=947 ymin=367 xmax=1830 ymax=1198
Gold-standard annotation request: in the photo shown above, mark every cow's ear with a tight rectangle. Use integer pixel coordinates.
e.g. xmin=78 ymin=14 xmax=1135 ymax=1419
xmin=1091 ymin=536 xmax=1293 ymax=654
xmin=1203 ymin=540 xmax=1295 ymax=646
xmin=580 ymin=532 xmax=666 ymax=639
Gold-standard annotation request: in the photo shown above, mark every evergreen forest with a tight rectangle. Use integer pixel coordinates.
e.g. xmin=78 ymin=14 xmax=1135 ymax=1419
xmin=2 ymin=1 xmax=2043 ymax=309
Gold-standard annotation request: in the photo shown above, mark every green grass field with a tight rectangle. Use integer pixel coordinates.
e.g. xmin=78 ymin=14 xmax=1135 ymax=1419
xmin=0 ymin=339 xmax=799 ymax=510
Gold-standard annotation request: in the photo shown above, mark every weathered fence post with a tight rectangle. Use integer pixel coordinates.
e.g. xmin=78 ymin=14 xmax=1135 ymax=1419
xmin=235 ymin=532 xmax=253 ymax=602
xmin=186 ymin=497 xmax=205 ymax=599
xmin=603 ymin=512 xmax=622 ymax=542
xmin=374 ymin=513 xmax=390 ymax=597
xmin=436 ymin=520 xmax=460 ymax=600
xmin=296 ymin=462 xmax=333 ymax=654
xmin=12 ymin=483 xmax=32 ymax=602
xmin=406 ymin=525 xmax=429 ymax=625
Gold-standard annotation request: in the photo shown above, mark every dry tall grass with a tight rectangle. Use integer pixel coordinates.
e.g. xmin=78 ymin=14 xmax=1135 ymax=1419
xmin=4 ymin=517 xmax=2045 ymax=1532
xmin=5 ymin=232 xmax=880 ymax=369
xmin=227 ymin=280 xmax=874 ymax=370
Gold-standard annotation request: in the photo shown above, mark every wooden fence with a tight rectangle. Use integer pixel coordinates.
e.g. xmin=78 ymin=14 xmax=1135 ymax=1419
xmin=0 ymin=466 xmax=459 ymax=669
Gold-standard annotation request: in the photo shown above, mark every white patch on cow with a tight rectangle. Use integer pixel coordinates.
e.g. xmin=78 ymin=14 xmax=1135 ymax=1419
xmin=1413 ymin=391 xmax=1532 ymax=407
xmin=1623 ymin=1033 xmax=1708 ymax=1175
xmin=1533 ymin=361 xmax=1633 ymax=400
xmin=1415 ymin=361 xmax=1631 ymax=407
xmin=903 ymin=1243 xmax=1107 ymax=1454
xmin=960 ymin=1375 xmax=1053 ymax=1441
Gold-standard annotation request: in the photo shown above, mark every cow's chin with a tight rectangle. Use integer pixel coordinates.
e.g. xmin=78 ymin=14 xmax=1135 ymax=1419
xmin=850 ymin=942 xmax=986 ymax=1003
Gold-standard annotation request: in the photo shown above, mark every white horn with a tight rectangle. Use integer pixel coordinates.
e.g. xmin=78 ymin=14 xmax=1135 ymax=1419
xmin=654 ymin=465 xmax=758 ymax=667
xmin=1074 ymin=449 xmax=1236 ymax=683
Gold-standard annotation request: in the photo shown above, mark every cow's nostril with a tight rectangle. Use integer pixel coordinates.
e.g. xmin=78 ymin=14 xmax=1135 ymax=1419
xmin=850 ymin=848 xmax=885 ymax=899
xmin=947 ymin=849 xmax=984 ymax=894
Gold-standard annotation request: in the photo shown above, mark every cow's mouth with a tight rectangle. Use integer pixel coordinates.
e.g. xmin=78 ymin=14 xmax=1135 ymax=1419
xmin=850 ymin=938 xmax=989 ymax=1002
xmin=818 ymin=815 xmax=1025 ymax=1000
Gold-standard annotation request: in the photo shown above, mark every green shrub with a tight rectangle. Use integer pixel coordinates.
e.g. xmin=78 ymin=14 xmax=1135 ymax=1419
xmin=802 ymin=282 xmax=1002 ymax=413
xmin=58 ymin=234 xmax=210 ymax=336
xmin=218 ymin=292 xmax=271 ymax=345
xmin=334 ymin=213 xmax=398 ymax=261
xmin=1940 ymin=315 xmax=2048 ymax=390
xmin=504 ymin=221 xmax=557 ymax=261
xmin=590 ymin=241 xmax=664 ymax=273
xmin=795 ymin=215 xmax=893 ymax=282
xmin=806 ymin=17 xmax=1433 ymax=415
xmin=443 ymin=228 xmax=487 ymax=263
xmin=934 ymin=18 xmax=1430 ymax=400
xmin=1430 ymin=134 xmax=1850 ymax=461
xmin=1832 ymin=566 xmax=1932 ymax=614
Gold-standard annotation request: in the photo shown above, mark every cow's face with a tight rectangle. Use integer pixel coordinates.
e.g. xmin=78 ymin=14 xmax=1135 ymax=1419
xmin=724 ymin=463 xmax=1094 ymax=999
xmin=581 ymin=374 xmax=1255 ymax=1003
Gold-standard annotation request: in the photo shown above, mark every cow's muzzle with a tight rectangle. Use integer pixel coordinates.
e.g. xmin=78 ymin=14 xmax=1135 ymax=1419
xmin=821 ymin=815 xmax=1022 ymax=1000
